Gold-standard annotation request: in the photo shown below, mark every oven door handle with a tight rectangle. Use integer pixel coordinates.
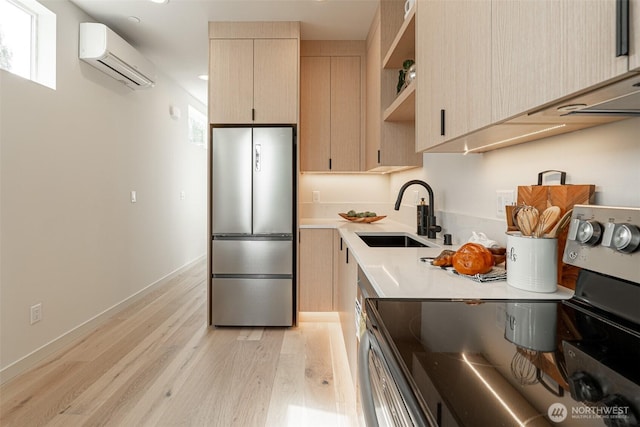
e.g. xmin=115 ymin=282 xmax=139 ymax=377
xmin=358 ymin=329 xmax=380 ymax=427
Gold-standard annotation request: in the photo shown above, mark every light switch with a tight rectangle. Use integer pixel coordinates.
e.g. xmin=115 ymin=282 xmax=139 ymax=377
xmin=312 ymin=190 xmax=320 ymax=203
xmin=496 ymin=190 xmax=514 ymax=217
xmin=131 ymin=190 xmax=137 ymax=203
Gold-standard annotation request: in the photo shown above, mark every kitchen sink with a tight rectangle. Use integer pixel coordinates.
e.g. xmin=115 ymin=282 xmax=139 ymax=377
xmin=356 ymin=232 xmax=434 ymax=248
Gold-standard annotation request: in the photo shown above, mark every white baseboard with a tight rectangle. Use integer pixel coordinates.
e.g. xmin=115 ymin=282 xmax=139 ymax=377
xmin=0 ymin=255 xmax=205 ymax=385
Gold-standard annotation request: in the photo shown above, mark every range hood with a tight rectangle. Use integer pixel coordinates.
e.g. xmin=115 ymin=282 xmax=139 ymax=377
xmin=556 ymin=73 xmax=640 ymax=117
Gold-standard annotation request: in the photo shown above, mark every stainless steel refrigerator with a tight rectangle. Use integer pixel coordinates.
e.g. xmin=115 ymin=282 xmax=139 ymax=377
xmin=210 ymin=126 xmax=295 ymax=327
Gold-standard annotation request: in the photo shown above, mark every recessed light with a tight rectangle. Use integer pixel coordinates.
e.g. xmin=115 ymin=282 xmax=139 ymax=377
xmin=198 ymin=74 xmax=209 ymax=81
xmin=128 ymin=16 xmax=141 ymax=23
xmin=149 ymin=0 xmax=169 ymax=4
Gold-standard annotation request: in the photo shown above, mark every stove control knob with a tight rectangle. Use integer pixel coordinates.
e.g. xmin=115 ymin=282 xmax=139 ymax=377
xmin=575 ymin=220 xmax=603 ymax=245
xmin=568 ymin=371 xmax=603 ymax=402
xmin=611 ymin=224 xmax=640 ymax=253
xmin=601 ymin=394 xmax=639 ymax=427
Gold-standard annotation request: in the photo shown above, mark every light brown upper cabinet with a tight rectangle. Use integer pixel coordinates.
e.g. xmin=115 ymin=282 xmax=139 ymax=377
xmin=300 ymin=56 xmax=331 ymax=170
xmin=208 ymin=22 xmax=299 ymax=124
xmin=561 ymin=0 xmax=632 ymax=95
xmin=300 ymin=42 xmax=363 ymax=172
xmin=365 ymin=3 xmax=422 ymax=172
xmin=631 ymin=0 xmax=640 ymax=71
xmin=493 ymin=0 xmax=634 ymax=123
xmin=414 ymin=0 xmax=639 ymax=153
xmin=491 ymin=0 xmax=563 ymax=123
xmin=415 ymin=0 xmax=492 ymax=152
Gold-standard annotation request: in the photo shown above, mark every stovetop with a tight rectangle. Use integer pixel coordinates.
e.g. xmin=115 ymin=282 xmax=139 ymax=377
xmin=368 ymin=297 xmax=640 ymax=427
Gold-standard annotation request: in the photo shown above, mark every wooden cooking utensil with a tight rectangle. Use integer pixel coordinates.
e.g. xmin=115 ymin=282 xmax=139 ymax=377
xmin=546 ymin=209 xmax=573 ymax=238
xmin=516 ymin=206 xmax=539 ymax=236
xmin=534 ymin=206 xmax=561 ymax=237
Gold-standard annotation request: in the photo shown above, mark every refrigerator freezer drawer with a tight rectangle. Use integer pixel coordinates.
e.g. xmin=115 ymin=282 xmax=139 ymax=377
xmin=212 ymin=278 xmax=293 ymax=326
xmin=212 ymin=239 xmax=292 ymax=275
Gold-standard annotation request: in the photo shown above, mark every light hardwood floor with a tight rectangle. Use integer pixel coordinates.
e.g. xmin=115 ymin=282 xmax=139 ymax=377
xmin=0 ymin=261 xmax=359 ymax=426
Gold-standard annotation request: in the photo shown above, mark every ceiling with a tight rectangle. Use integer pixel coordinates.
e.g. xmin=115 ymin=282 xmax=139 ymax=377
xmin=69 ymin=0 xmax=379 ymax=106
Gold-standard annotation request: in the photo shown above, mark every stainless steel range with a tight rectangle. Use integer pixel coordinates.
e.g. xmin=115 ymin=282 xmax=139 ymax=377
xmin=561 ymin=205 xmax=640 ymax=426
xmin=359 ymin=205 xmax=640 ymax=427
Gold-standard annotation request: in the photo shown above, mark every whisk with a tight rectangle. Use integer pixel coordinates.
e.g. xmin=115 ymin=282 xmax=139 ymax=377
xmin=510 ymin=348 xmax=539 ymax=385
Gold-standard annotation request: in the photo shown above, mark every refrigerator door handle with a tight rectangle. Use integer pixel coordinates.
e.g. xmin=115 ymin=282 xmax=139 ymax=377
xmin=254 ymin=144 xmax=261 ymax=172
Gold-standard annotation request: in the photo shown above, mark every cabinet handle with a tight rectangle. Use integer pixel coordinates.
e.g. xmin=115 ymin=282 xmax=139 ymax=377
xmin=436 ymin=402 xmax=442 ymax=425
xmin=340 ymin=237 xmax=343 ymax=251
xmin=329 ymin=158 xmax=332 ymax=170
xmin=252 ymin=108 xmax=255 ymax=121
xmin=346 ymin=247 xmax=349 ymax=264
xmin=377 ymin=150 xmax=381 ymax=164
xmin=440 ymin=109 xmax=446 ymax=136
xmin=616 ymin=0 xmax=629 ymax=56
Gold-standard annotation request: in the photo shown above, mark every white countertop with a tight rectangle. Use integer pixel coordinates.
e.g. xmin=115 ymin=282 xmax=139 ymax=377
xmin=300 ymin=217 xmax=574 ymax=300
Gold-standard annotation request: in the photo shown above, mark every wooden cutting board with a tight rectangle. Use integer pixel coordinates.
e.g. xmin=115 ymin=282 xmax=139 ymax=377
xmin=517 ymin=185 xmax=595 ymax=214
xmin=516 ymin=171 xmax=595 ymax=290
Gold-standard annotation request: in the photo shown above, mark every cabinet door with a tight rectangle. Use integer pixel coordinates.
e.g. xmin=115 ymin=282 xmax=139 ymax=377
xmin=562 ymin=0 xmax=629 ymax=94
xmin=631 ymin=0 xmax=640 ymax=71
xmin=300 ymin=56 xmax=331 ymax=171
xmin=365 ymin=19 xmax=382 ymax=171
xmin=492 ymin=0 xmax=563 ymax=122
xmin=335 ymin=232 xmax=358 ymax=386
xmin=254 ymin=39 xmax=298 ymax=124
xmin=299 ymin=229 xmax=334 ymax=312
xmin=330 ymin=56 xmax=361 ymax=171
xmin=494 ymin=0 xmax=631 ymax=122
xmin=209 ymin=39 xmax=254 ymax=124
xmin=300 ymin=55 xmax=361 ymax=172
xmin=416 ymin=0 xmax=491 ymax=151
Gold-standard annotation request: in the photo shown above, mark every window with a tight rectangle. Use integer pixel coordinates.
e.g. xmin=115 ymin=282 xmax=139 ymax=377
xmin=188 ymin=105 xmax=207 ymax=148
xmin=0 ymin=0 xmax=55 ymax=89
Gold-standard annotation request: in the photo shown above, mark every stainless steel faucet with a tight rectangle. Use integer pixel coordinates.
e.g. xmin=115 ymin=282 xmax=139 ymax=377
xmin=394 ymin=180 xmax=442 ymax=238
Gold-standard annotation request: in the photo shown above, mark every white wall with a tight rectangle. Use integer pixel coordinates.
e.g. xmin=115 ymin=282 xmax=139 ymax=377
xmin=302 ymin=117 xmax=640 ymax=245
xmin=0 ymin=0 xmax=207 ymax=380
xmin=392 ymin=117 xmax=640 ymax=244
xmin=299 ymin=173 xmax=390 ymax=218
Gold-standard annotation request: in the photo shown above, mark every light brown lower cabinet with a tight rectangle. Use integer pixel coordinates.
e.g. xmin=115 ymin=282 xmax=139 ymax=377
xmin=335 ymin=230 xmax=358 ymax=386
xmin=299 ymin=229 xmax=359 ymax=385
xmin=299 ymin=229 xmax=334 ymax=311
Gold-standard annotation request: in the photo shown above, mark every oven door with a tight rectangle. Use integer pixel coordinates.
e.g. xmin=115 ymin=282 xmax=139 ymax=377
xmin=358 ymin=310 xmax=435 ymax=427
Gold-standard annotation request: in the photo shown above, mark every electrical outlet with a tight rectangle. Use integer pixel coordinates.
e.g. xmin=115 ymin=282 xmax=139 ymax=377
xmin=30 ymin=303 xmax=42 ymax=325
xmin=180 ymin=190 xmax=186 ymax=200
xmin=312 ymin=190 xmax=320 ymax=203
xmin=130 ymin=190 xmax=137 ymax=203
xmin=496 ymin=190 xmax=515 ymax=217
xmin=413 ymin=190 xmax=420 ymax=204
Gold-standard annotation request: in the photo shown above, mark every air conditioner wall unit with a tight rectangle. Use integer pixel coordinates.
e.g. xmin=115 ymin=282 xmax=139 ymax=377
xmin=79 ymin=22 xmax=156 ymax=89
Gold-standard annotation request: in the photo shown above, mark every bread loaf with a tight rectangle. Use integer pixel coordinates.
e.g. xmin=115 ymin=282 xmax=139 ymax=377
xmin=452 ymin=243 xmax=495 ymax=275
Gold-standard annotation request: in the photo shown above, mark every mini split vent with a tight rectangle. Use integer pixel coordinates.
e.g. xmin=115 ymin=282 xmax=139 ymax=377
xmin=79 ymin=22 xmax=156 ymax=89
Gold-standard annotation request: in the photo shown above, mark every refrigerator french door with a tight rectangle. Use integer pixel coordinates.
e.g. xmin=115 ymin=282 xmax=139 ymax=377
xmin=211 ymin=126 xmax=295 ymax=327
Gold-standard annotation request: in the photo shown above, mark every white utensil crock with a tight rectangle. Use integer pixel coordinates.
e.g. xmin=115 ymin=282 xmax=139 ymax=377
xmin=506 ymin=232 xmax=558 ymax=293
xmin=504 ymin=302 xmax=557 ymax=352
